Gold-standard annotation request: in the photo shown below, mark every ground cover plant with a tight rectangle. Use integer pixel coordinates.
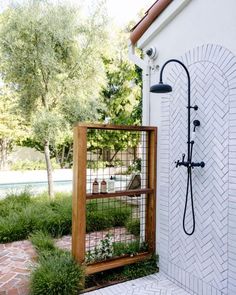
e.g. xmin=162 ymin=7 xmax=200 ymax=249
xmin=30 ymin=231 xmax=158 ymax=294
xmin=86 ymin=233 xmax=148 ymax=263
xmin=30 ymin=231 xmax=84 ymax=295
xmin=0 ymin=191 xmax=134 ymax=242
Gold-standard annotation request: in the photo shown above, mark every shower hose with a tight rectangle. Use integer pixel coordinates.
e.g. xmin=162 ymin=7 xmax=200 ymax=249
xmin=183 ymin=141 xmax=195 ymax=236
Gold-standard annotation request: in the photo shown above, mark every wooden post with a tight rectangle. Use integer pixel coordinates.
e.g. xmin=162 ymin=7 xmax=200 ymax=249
xmin=146 ymin=128 xmax=157 ymax=253
xmin=72 ymin=126 xmax=87 ymax=263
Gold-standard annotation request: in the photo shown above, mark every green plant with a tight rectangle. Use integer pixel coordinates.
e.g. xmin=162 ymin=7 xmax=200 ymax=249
xmin=11 ymin=159 xmax=60 ymax=171
xmin=86 ymin=239 xmax=148 ymax=263
xmin=30 ymin=231 xmax=83 ymax=295
xmin=29 ymin=231 xmax=55 ymax=252
xmin=86 ymin=211 xmax=113 ymax=232
xmin=0 ymin=0 xmax=109 ymax=198
xmin=126 ymin=219 xmax=140 ymax=237
xmin=86 ymin=234 xmax=113 ymax=263
xmin=113 ymin=240 xmax=148 ymax=257
xmin=0 ymin=189 xmax=32 ymax=217
xmin=87 ymin=159 xmax=125 ymax=170
xmin=126 ymin=158 xmax=141 ymax=175
xmin=0 ymin=193 xmax=72 ymax=242
xmin=86 ymin=199 xmax=132 ymax=233
xmin=0 ymin=193 xmax=133 ymax=243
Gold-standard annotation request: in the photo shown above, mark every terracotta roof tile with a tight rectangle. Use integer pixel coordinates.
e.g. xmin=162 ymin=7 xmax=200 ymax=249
xmin=130 ymin=0 xmax=173 ymax=45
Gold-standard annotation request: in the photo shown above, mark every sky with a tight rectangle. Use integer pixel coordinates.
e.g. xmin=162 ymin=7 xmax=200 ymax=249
xmin=106 ymin=0 xmax=154 ymax=26
xmin=0 ymin=0 xmax=154 ymax=27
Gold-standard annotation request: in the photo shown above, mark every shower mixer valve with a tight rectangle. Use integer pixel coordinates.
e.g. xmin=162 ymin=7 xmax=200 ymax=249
xmin=175 ymin=154 xmax=205 ymax=168
xmin=175 ymin=120 xmax=205 ymax=168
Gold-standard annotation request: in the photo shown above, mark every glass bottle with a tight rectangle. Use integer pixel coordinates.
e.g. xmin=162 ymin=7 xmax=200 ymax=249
xmin=100 ymin=179 xmax=107 ymax=194
xmin=107 ymin=176 xmax=115 ymax=193
xmin=92 ymin=178 xmax=99 ymax=194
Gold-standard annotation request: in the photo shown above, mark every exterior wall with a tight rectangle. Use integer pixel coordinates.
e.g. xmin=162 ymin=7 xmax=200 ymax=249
xmin=134 ymin=1 xmax=236 ymax=294
xmin=158 ymin=44 xmax=236 ymax=295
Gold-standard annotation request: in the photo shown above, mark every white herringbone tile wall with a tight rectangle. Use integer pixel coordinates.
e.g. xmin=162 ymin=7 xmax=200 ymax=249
xmin=159 ymin=44 xmax=236 ymax=295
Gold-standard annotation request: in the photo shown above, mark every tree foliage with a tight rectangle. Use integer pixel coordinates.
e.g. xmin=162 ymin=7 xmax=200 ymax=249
xmin=88 ymin=29 xmax=142 ymax=161
xmin=0 ymin=0 xmax=109 ymax=195
xmin=100 ymin=30 xmax=142 ymax=126
xmin=0 ymin=84 xmax=28 ymax=169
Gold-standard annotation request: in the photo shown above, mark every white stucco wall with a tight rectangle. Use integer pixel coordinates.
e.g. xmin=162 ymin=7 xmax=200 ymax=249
xmin=132 ymin=0 xmax=236 ymax=295
xmin=139 ymin=0 xmax=236 ymax=127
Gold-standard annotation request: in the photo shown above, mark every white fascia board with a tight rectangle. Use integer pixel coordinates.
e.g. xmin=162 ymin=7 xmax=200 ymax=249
xmin=137 ymin=0 xmax=192 ymax=49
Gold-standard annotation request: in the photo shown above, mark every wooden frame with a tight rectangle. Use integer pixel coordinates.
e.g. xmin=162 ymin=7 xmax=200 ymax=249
xmin=72 ymin=124 xmax=157 ymax=274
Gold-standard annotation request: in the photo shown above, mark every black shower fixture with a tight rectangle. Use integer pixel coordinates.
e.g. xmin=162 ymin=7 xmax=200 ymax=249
xmin=150 ymin=59 xmax=205 ymax=236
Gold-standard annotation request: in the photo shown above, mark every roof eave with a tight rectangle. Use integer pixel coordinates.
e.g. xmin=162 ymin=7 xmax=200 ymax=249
xmin=130 ymin=0 xmax=173 ymax=45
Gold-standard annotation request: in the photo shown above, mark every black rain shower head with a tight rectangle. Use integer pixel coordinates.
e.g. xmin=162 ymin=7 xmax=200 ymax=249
xmin=150 ymin=82 xmax=172 ymax=93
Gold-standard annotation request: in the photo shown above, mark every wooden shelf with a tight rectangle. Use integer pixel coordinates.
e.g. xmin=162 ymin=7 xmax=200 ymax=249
xmin=75 ymin=123 xmax=157 ymax=132
xmin=86 ymin=188 xmax=154 ymax=200
xmin=85 ymin=252 xmax=151 ymax=275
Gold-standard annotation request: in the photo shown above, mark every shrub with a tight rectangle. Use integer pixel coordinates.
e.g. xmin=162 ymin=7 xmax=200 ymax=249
xmin=111 ymin=207 xmax=131 ymax=226
xmin=113 ymin=241 xmax=148 ymax=257
xmin=126 ymin=219 xmax=140 ymax=237
xmin=87 ymin=159 xmax=124 ymax=170
xmin=31 ymin=251 xmax=83 ymax=295
xmin=0 ymin=193 xmax=72 ymax=242
xmin=30 ymin=231 xmax=55 ymax=252
xmin=0 ymin=189 xmax=32 ymax=217
xmin=0 ymin=193 xmax=133 ymax=242
xmin=86 ymin=202 xmax=131 ymax=233
xmin=11 ymin=159 xmax=60 ymax=171
xmin=30 ymin=231 xmax=83 ymax=295
xmin=86 ymin=211 xmax=113 ymax=232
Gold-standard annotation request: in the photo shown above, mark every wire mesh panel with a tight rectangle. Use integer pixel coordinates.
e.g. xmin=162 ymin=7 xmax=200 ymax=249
xmin=72 ymin=124 xmax=157 ymax=274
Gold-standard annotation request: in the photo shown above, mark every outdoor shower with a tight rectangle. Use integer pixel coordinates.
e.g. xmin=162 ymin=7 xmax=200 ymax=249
xmin=150 ymin=59 xmax=205 ymax=235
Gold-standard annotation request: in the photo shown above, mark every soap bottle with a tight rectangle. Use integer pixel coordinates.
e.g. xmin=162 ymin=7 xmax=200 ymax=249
xmin=92 ymin=178 xmax=99 ymax=194
xmin=100 ymin=179 xmax=107 ymax=194
xmin=108 ymin=176 xmax=115 ymax=193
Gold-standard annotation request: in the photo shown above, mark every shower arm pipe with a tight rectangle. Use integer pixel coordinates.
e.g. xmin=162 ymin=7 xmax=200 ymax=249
xmin=159 ymin=59 xmax=191 ymax=162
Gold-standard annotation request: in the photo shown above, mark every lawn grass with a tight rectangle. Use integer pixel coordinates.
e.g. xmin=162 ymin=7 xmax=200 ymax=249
xmin=0 ymin=191 xmax=132 ymax=243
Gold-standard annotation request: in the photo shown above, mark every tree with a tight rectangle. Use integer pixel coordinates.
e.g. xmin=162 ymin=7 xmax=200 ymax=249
xmin=100 ymin=30 xmax=142 ymax=125
xmin=0 ymin=0 xmax=108 ymax=198
xmin=94 ymin=29 xmax=142 ymax=163
xmin=0 ymin=84 xmax=27 ymax=169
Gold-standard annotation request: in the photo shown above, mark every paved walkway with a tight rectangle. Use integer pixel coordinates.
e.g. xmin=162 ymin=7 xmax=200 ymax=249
xmin=0 ymin=241 xmax=36 ymax=295
xmin=0 ymin=228 xmax=135 ymax=295
xmin=86 ymin=273 xmax=191 ymax=295
xmin=0 ymin=232 xmax=191 ymax=295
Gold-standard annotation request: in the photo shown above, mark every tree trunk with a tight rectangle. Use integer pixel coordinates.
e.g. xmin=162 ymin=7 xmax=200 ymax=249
xmin=44 ymin=140 xmax=54 ymax=199
xmin=0 ymin=138 xmax=9 ymax=170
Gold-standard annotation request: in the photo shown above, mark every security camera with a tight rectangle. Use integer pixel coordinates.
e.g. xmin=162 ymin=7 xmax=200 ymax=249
xmin=146 ymin=47 xmax=157 ymax=59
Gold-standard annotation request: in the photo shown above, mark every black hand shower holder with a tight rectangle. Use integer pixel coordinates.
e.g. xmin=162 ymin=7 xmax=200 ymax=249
xmin=150 ymin=59 xmax=205 ymax=236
